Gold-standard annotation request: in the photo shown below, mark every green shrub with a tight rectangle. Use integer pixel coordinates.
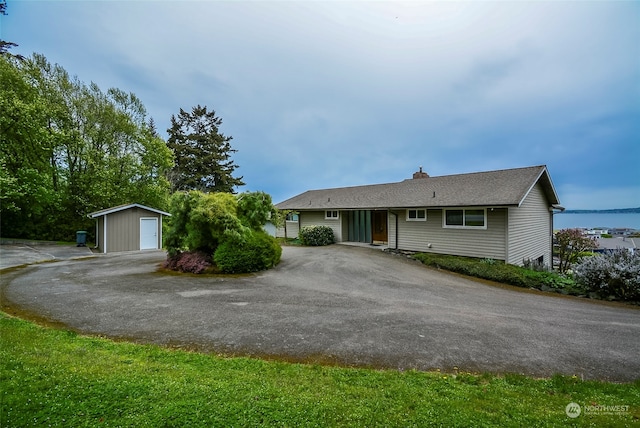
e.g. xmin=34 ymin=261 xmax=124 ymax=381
xmin=214 ymin=230 xmax=282 ymax=274
xmin=298 ymin=225 xmax=335 ymax=246
xmin=164 ymin=190 xmax=241 ymax=256
xmin=412 ymin=253 xmax=576 ymax=292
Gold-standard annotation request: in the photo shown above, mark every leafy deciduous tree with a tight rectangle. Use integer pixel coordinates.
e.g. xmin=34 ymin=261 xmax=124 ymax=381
xmin=555 ymin=228 xmax=598 ymax=273
xmin=0 ymin=53 xmax=173 ymax=240
xmin=271 ymin=209 xmax=297 ymax=240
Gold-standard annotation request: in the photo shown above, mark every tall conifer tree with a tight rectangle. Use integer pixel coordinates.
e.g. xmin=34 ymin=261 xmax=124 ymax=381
xmin=166 ymin=105 xmax=243 ymax=193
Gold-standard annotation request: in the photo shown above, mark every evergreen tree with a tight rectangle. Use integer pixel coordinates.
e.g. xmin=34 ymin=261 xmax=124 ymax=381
xmin=166 ymin=105 xmax=244 ymax=193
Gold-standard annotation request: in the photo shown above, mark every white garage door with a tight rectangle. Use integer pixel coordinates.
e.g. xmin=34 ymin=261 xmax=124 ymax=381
xmin=140 ymin=218 xmax=158 ymax=250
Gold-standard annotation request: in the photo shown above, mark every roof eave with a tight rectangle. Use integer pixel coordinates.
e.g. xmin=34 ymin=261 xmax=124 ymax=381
xmin=88 ymin=203 xmax=171 ymax=218
xmin=517 ymin=166 xmax=561 ymax=208
xmin=280 ymin=203 xmax=519 ymax=211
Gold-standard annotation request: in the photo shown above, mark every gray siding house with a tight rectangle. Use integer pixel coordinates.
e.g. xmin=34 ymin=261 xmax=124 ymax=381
xmin=276 ymin=165 xmax=563 ymax=266
xmin=89 ymin=204 xmax=171 ymax=253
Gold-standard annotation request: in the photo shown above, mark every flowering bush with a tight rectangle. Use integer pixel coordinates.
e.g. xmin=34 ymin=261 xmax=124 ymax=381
xmin=163 ymin=251 xmax=213 ymax=274
xmin=574 ymin=250 xmax=640 ymax=301
xmin=299 ymin=225 xmax=335 ymax=246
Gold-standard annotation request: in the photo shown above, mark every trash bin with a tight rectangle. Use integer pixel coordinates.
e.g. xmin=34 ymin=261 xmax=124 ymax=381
xmin=76 ymin=231 xmax=87 ymax=247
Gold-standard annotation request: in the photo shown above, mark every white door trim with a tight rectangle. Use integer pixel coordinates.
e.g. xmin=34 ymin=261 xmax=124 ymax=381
xmin=140 ymin=217 xmax=159 ymax=250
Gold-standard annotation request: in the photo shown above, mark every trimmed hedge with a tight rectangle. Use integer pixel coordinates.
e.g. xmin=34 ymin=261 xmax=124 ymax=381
xmin=299 ymin=225 xmax=335 ymax=246
xmin=412 ymin=253 xmax=576 ymax=292
xmin=214 ymin=230 xmax=282 ymax=274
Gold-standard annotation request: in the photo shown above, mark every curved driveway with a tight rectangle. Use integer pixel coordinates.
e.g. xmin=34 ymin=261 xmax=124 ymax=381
xmin=1 ymin=245 xmax=639 ymax=381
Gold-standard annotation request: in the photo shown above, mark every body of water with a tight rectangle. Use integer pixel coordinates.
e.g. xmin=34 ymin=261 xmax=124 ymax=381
xmin=553 ymin=213 xmax=640 ymax=230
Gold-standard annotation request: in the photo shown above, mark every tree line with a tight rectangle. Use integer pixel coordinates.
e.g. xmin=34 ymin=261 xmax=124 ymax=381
xmin=0 ymin=50 xmax=243 ymax=241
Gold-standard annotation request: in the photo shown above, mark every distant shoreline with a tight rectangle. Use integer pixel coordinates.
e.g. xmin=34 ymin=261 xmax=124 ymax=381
xmin=553 ymin=211 xmax=640 ymax=231
xmin=559 ymin=207 xmax=640 ymax=214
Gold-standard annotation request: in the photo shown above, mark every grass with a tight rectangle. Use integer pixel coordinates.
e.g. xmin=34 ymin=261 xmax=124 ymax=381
xmin=2 ymin=313 xmax=638 ymax=427
xmin=276 ymin=237 xmax=302 ymax=246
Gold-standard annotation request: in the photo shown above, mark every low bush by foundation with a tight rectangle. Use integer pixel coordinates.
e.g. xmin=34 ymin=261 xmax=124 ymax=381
xmin=299 ymin=225 xmax=335 ymax=246
xmin=412 ymin=253 xmax=577 ymax=294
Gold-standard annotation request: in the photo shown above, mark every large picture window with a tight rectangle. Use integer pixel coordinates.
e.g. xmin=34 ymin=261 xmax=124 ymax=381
xmin=444 ymin=209 xmax=486 ymax=228
xmin=406 ymin=209 xmax=426 ymax=221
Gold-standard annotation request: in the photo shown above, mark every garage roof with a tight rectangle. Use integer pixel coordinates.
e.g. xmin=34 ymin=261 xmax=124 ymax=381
xmin=88 ymin=203 xmax=171 ymax=218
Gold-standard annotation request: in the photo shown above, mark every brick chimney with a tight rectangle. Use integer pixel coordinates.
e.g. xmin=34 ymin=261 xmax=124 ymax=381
xmin=412 ymin=166 xmax=429 ymax=179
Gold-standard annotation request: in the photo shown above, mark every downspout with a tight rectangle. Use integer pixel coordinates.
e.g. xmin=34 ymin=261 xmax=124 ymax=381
xmin=88 ymin=213 xmax=99 ymax=250
xmin=103 ymin=214 xmax=108 ymax=254
xmin=550 ymin=209 xmax=553 ymax=267
xmin=94 ymin=218 xmax=99 ymax=250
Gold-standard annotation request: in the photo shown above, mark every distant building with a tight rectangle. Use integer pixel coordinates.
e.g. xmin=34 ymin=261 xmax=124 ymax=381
xmin=585 ymin=228 xmax=609 ymax=238
xmin=611 ymin=228 xmax=636 ymax=236
xmin=596 ymin=237 xmax=637 ymax=255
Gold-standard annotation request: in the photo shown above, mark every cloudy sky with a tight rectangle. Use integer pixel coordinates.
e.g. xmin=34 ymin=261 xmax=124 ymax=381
xmin=2 ymin=1 xmax=639 ymax=209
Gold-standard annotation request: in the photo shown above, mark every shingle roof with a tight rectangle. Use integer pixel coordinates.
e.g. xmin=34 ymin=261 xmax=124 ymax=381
xmin=276 ymin=165 xmax=560 ymax=210
xmin=597 ymin=237 xmax=638 ymax=251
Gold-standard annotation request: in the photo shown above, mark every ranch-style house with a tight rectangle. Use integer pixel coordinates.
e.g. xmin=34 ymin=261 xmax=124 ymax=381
xmin=276 ymin=165 xmax=564 ymax=266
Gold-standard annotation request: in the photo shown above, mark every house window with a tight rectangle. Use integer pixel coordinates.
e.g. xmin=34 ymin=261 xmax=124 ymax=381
xmin=325 ymin=210 xmax=339 ymax=220
xmin=406 ymin=209 xmax=426 ymax=221
xmin=285 ymin=213 xmax=299 ymax=221
xmin=444 ymin=209 xmax=486 ymax=228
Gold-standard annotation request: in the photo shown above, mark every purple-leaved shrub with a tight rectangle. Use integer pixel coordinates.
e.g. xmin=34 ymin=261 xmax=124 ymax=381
xmin=163 ymin=251 xmax=213 ymax=274
xmin=574 ymin=250 xmax=640 ymax=301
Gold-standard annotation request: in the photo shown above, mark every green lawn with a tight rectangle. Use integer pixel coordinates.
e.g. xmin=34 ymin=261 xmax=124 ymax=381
xmin=1 ymin=313 xmax=638 ymax=427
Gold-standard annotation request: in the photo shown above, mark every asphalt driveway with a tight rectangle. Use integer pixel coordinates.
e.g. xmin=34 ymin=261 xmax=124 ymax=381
xmin=1 ymin=245 xmax=639 ymax=381
xmin=0 ymin=243 xmax=93 ymax=269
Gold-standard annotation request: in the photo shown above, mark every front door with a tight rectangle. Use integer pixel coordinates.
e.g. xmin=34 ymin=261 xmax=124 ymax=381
xmin=372 ymin=211 xmax=388 ymax=242
xmin=140 ymin=218 xmax=158 ymax=250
